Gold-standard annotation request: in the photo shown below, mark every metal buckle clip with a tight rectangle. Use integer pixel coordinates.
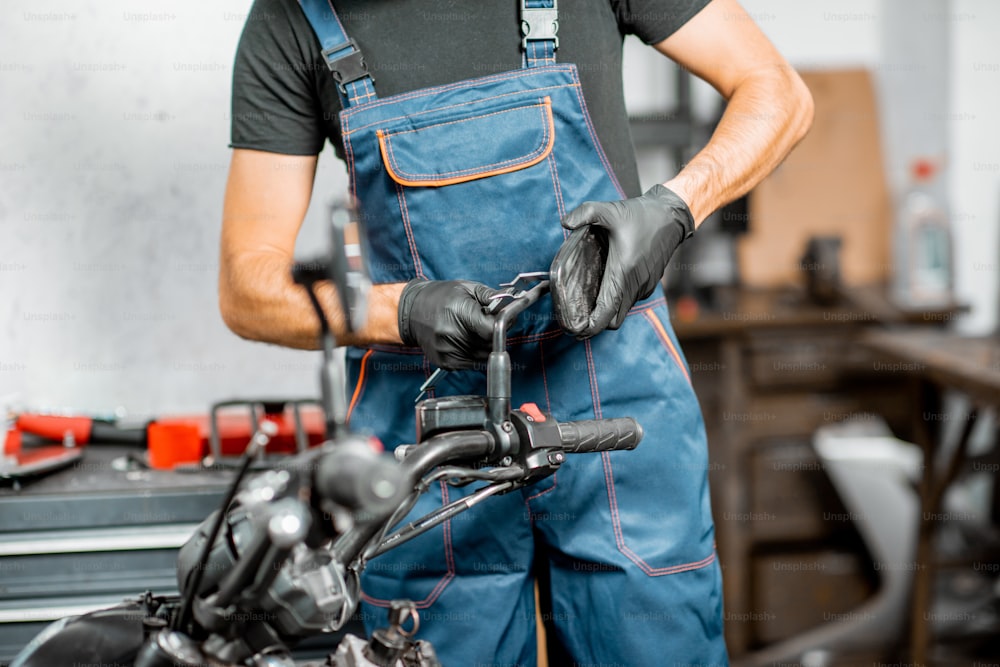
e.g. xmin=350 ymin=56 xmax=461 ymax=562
xmin=521 ymin=4 xmax=559 ymax=51
xmin=321 ymin=39 xmax=374 ymax=95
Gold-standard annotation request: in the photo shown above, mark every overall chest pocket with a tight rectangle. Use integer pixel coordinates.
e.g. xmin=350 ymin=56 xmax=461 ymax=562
xmin=377 ymin=97 xmax=554 ymax=186
xmin=371 ymin=96 xmax=563 ymax=290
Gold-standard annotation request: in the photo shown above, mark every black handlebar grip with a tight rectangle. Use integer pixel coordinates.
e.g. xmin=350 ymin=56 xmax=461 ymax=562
xmin=315 ymin=438 xmax=407 ymax=516
xmin=557 ymin=417 xmax=644 ymax=453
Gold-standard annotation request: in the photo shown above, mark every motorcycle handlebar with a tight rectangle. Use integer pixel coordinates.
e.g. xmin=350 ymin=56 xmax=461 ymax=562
xmin=556 ymin=417 xmax=643 ymax=454
xmin=324 ymin=414 xmax=641 ymax=567
xmin=331 ymin=430 xmax=496 ymax=565
xmin=320 ymin=415 xmax=641 ymax=521
xmin=314 ymin=438 xmax=408 ymax=516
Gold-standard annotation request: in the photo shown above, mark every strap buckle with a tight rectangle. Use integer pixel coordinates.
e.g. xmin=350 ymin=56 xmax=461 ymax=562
xmin=321 ymin=39 xmax=374 ymax=95
xmin=521 ymin=3 xmax=559 ymax=51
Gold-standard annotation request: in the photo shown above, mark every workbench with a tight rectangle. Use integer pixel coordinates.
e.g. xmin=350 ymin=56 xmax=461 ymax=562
xmin=0 ymin=445 xmax=358 ymax=664
xmin=861 ymin=329 xmax=1000 ymax=665
xmin=0 ymin=446 xmax=231 ymax=663
xmin=671 ymin=285 xmax=964 ymax=663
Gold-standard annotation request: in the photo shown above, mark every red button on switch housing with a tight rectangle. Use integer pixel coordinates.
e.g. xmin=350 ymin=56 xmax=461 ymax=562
xmin=518 ymin=402 xmax=547 ymax=422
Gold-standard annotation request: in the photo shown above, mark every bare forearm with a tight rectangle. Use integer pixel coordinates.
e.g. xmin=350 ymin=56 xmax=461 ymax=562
xmin=666 ymin=67 xmax=814 ymax=225
xmin=219 ymin=251 xmax=404 ymax=349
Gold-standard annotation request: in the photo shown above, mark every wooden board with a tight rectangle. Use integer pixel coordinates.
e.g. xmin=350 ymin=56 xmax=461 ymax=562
xmin=738 ymin=69 xmax=892 ymax=287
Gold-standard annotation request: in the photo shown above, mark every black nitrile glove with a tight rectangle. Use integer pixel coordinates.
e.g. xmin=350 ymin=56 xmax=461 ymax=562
xmin=550 ymin=184 xmax=694 ymax=339
xmin=397 ymin=279 xmax=501 ymax=370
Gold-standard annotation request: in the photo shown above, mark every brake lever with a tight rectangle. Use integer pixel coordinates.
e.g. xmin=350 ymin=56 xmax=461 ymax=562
xmin=484 ymin=271 xmax=550 ymax=315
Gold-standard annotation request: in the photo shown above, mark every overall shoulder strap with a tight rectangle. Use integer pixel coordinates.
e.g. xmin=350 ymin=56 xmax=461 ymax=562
xmin=297 ymin=0 xmax=377 ymax=107
xmin=521 ymin=0 xmax=559 ymax=67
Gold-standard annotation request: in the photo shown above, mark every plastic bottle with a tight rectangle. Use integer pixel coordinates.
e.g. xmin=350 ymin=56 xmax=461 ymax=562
xmin=891 ymin=159 xmax=953 ymax=308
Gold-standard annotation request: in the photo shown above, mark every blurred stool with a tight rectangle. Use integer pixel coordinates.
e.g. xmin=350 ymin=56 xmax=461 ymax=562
xmin=738 ymin=418 xmax=921 ymax=666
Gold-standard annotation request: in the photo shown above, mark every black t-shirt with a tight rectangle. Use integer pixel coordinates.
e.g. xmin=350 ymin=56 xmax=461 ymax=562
xmin=230 ymin=0 xmax=711 ymax=197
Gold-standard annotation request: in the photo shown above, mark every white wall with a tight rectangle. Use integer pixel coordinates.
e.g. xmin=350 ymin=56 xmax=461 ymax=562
xmin=948 ymin=0 xmax=1000 ymax=333
xmin=1 ymin=0 xmax=348 ymax=417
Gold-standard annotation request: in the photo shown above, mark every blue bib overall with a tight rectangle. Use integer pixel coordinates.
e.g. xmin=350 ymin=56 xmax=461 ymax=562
xmin=298 ymin=2 xmax=727 ymax=664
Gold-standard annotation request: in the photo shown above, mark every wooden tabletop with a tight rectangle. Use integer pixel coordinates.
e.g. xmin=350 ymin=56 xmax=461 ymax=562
xmin=861 ymin=329 xmax=1000 ymax=405
xmin=671 ymin=283 xmax=966 ymax=340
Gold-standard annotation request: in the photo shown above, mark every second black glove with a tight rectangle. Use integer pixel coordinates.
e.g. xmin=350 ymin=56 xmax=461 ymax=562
xmin=551 ymin=184 xmax=694 ymax=339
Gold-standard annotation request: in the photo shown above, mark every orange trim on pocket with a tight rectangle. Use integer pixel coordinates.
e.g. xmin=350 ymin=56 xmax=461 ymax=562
xmin=376 ymin=97 xmax=555 ymax=187
xmin=346 ymin=349 xmax=374 ymax=423
xmin=643 ymin=311 xmax=690 ymax=384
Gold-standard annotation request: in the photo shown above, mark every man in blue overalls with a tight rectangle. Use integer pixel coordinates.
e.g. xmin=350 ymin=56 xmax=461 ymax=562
xmin=220 ymin=1 xmax=813 ymax=664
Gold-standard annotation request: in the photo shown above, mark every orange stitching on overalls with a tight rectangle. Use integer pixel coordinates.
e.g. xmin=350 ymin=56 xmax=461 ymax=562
xmin=383 ymin=99 xmax=549 ymax=138
xmin=601 ymin=451 xmax=628 ymax=548
xmin=546 ymin=153 xmax=566 ymax=219
xmin=524 ymin=475 xmax=558 ymax=503
xmin=347 ymin=79 xmax=365 ymax=105
xmin=348 ymin=86 xmax=377 ymax=105
xmin=642 ymin=310 xmax=690 ymax=384
xmin=349 ymin=92 xmax=376 ymax=105
xmin=589 ymin=314 xmax=713 ymax=576
xmin=583 ymin=339 xmax=602 ymax=420
xmin=395 ymin=183 xmax=424 ymax=278
xmin=343 ymin=70 xmax=560 ymax=120
xmin=602 ymin=454 xmax=717 ymax=577
xmin=347 ymin=68 xmax=557 ymax=114
xmin=343 ymin=83 xmax=579 ymax=136
xmin=346 ymin=349 xmax=373 ymax=424
xmin=343 ymin=121 xmax=357 ymax=200
xmin=370 ymin=328 xmax=563 ymax=348
xmin=376 ymin=100 xmax=554 ymax=186
xmin=365 ymin=328 xmax=562 ymax=355
xmin=628 ymin=296 xmax=666 ymax=315
xmin=524 ymin=342 xmax=557 ymax=503
xmin=626 ymin=547 xmax=717 ymax=576
xmin=569 ymin=74 xmax=625 ymax=199
xmin=362 ymin=479 xmax=457 ymax=610
xmin=380 ymin=104 xmax=551 ymax=182
xmin=322 ymin=6 xmax=375 ymax=108
xmin=528 ymin=43 xmax=557 ymax=65
xmin=540 ymin=339 xmax=553 ymax=413
xmin=323 ymin=0 xmax=348 ymax=34
xmin=341 ymin=66 xmax=578 ymax=122
xmin=505 ymin=328 xmax=563 ymax=345
xmin=437 ymin=480 xmax=457 ymax=598
xmin=528 ymin=42 xmax=556 ymax=66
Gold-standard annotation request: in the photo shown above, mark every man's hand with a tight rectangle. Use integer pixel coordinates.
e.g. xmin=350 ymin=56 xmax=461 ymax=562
xmin=398 ymin=279 xmax=501 ymax=370
xmin=551 ymin=185 xmax=693 ymax=339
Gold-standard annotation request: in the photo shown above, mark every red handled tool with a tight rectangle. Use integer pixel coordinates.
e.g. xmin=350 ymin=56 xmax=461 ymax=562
xmin=12 ymin=400 xmax=328 ymax=471
xmin=14 ymin=414 xmax=147 ymax=445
